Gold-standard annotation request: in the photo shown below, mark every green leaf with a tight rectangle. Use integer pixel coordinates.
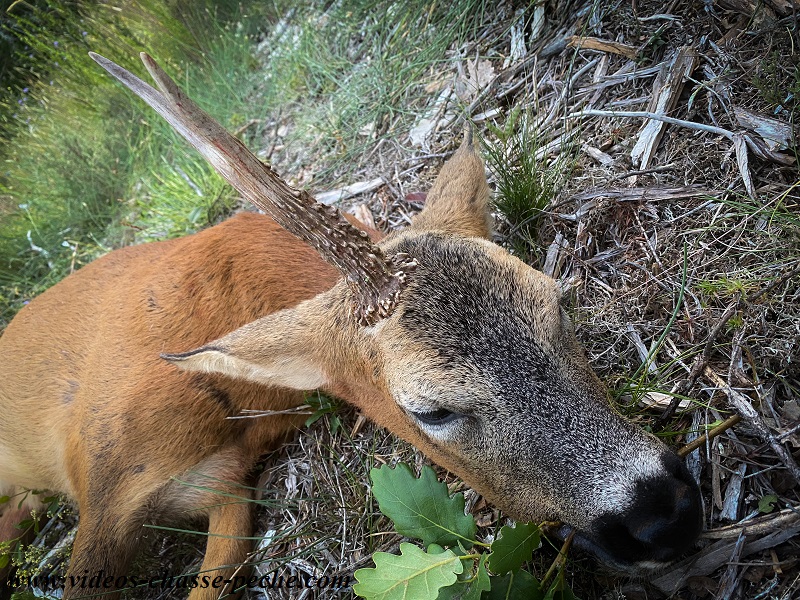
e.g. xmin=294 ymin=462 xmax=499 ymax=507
xmin=544 ymin=586 xmax=576 ymax=600
xmin=487 ymin=522 xmax=540 ymax=574
xmin=304 ymin=392 xmax=339 ymax=427
xmin=543 ymin=570 xmax=576 ymax=600
xmin=0 ymin=553 xmax=9 ymax=569
xmin=370 ymin=464 xmax=477 ymax=547
xmin=463 ymin=553 xmax=491 ymax=600
xmin=436 ymin=582 xmax=466 ymax=600
xmin=354 ymin=542 xmax=464 ymax=600
xmin=758 ymin=494 xmax=778 ymax=514
xmin=14 ymin=518 xmax=32 ymax=531
xmin=433 ymin=550 xmax=489 ymax=599
xmin=0 ymin=495 xmax=10 ymax=505
xmin=484 ymin=570 xmax=542 ymax=600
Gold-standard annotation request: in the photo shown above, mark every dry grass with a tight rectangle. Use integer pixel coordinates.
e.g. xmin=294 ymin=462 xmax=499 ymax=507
xmin=12 ymin=0 xmax=800 ymax=599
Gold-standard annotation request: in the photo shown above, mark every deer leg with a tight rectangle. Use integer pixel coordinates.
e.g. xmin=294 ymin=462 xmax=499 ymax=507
xmin=188 ymin=489 xmax=254 ymax=600
xmin=62 ymin=508 xmax=145 ymax=600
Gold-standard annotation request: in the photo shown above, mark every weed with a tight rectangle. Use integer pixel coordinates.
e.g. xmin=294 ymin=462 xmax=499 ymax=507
xmin=751 ymin=49 xmax=800 ymax=114
xmin=483 ymin=106 xmax=577 ymax=263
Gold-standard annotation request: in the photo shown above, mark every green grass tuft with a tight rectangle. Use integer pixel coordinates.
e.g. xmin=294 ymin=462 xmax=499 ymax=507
xmin=483 ymin=105 xmax=577 ymax=262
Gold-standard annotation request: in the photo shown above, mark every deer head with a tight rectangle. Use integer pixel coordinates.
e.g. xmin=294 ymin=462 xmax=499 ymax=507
xmin=91 ymin=52 xmax=702 ymax=573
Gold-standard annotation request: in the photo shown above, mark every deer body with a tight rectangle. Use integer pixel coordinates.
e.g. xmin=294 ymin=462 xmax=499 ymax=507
xmin=0 ymin=53 xmax=703 ymax=599
xmin=0 ymin=214 xmax=348 ymax=594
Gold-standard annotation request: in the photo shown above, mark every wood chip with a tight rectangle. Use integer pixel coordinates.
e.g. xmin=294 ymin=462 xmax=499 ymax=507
xmin=720 ymin=463 xmax=747 ymax=521
xmin=734 ymin=106 xmax=795 ymax=152
xmin=543 ymin=233 xmax=569 ymax=278
xmin=315 ymin=177 xmax=384 ymax=205
xmin=582 ymin=144 xmax=614 ymax=166
xmin=639 ymin=391 xmax=691 ymax=412
xmin=568 ymin=36 xmax=639 ymax=59
xmin=631 ymin=45 xmax=698 ymax=170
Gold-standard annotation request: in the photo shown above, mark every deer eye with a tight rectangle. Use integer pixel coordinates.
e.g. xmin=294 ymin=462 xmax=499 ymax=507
xmin=411 ymin=408 xmax=460 ymax=426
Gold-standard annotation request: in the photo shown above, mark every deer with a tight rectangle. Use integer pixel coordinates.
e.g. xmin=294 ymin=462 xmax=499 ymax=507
xmin=0 ymin=52 xmax=702 ymax=599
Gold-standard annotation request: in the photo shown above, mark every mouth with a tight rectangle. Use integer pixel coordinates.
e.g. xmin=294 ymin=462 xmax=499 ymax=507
xmin=551 ymin=524 xmax=676 ymax=575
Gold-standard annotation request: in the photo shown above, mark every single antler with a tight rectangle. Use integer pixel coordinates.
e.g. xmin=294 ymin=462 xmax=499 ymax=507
xmin=89 ymin=52 xmax=416 ymax=326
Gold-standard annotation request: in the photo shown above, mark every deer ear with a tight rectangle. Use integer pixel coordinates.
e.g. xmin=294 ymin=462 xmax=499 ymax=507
xmin=161 ymin=302 xmax=331 ymax=391
xmin=411 ymin=128 xmax=492 ymax=239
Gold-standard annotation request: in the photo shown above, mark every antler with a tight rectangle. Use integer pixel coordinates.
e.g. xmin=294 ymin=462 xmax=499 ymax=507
xmin=89 ymin=52 xmax=415 ymax=326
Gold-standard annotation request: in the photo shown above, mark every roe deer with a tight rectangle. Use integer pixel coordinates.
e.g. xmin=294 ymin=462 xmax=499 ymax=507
xmin=0 ymin=53 xmax=702 ymax=599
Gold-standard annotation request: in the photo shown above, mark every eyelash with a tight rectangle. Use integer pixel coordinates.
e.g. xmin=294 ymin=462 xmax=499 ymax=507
xmin=411 ymin=408 xmax=461 ymax=427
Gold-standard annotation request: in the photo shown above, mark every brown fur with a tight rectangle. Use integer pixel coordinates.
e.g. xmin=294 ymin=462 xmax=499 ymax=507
xmin=0 ymin=214 xmax=377 ymax=598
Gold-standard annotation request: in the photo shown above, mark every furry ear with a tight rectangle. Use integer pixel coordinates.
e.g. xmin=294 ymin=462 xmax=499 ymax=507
xmin=162 ymin=303 xmax=331 ymax=390
xmin=411 ymin=128 xmax=492 ymax=239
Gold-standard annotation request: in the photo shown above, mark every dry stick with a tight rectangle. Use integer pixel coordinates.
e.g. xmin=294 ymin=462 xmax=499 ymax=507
xmin=704 ymin=366 xmax=800 ymax=483
xmin=678 ymin=414 xmax=742 ymax=458
xmin=702 ymin=507 xmax=800 ymax=540
xmin=565 ymin=109 xmax=736 ymax=139
xmin=540 ymin=530 xmax=574 ymax=588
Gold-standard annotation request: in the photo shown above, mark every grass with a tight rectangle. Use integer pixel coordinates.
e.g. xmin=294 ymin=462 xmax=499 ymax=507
xmin=0 ymin=0 xmax=498 ymax=330
xmin=252 ymin=0 xmax=493 ymax=176
xmin=0 ymin=0 xmax=277 ymax=329
xmin=482 ymin=105 xmax=578 ymax=263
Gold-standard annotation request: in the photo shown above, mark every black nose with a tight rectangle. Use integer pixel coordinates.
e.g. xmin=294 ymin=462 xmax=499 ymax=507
xmin=592 ymin=453 xmax=703 ymax=567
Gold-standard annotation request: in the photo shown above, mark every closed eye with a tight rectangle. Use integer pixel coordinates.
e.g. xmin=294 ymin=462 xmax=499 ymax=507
xmin=410 ymin=408 xmax=461 ymax=426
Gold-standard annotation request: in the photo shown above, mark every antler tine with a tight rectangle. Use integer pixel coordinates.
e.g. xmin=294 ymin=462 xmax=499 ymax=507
xmin=89 ymin=51 xmax=416 ymax=326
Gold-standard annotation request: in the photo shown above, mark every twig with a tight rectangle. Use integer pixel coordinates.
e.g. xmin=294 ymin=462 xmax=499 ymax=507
xmin=233 ymin=118 xmax=261 ymax=137
xmin=541 ymin=530 xmax=574 ymax=588
xmin=704 ymin=367 xmax=800 ymax=483
xmin=678 ymin=413 xmax=742 ymax=457
xmin=228 ymin=406 xmax=313 ymax=420
xmin=565 ymin=109 xmax=736 ymax=139
xmin=716 ymin=531 xmax=746 ymax=599
xmin=702 ymin=507 xmax=800 ymax=540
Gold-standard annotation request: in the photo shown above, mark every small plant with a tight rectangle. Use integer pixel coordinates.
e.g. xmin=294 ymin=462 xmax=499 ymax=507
xmin=483 ymin=107 xmax=576 ymax=264
xmin=0 ymin=491 xmax=60 ymax=576
xmin=305 ymin=391 xmax=343 ymax=434
xmin=354 ymin=464 xmax=574 ymax=600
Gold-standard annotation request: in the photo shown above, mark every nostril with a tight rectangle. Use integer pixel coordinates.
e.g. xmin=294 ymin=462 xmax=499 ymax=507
xmin=590 ymin=463 xmax=703 ymax=568
xmin=626 ymin=471 xmax=703 ymax=560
